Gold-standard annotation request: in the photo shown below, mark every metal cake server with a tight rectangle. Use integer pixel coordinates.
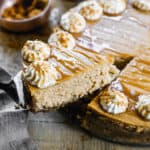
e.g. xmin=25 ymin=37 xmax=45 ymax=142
xmin=0 ymin=67 xmax=30 ymax=107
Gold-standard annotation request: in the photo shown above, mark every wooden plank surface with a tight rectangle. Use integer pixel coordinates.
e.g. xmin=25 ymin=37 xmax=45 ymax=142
xmin=0 ymin=0 xmax=150 ymax=149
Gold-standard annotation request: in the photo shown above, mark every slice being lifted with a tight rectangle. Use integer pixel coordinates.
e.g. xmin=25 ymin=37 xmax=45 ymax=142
xmin=22 ymin=31 xmax=119 ymax=112
xmin=82 ymin=50 xmax=150 ymax=144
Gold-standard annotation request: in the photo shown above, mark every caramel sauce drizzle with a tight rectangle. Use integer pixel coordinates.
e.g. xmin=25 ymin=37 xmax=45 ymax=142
xmin=47 ymin=1 xmax=150 ymax=85
xmin=48 ymin=46 xmax=107 ymax=81
xmin=75 ymin=1 xmax=150 ymax=58
xmin=111 ymin=54 xmax=150 ymax=110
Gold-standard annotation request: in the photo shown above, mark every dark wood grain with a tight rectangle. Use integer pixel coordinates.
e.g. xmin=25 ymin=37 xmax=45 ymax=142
xmin=0 ymin=0 xmax=150 ymax=150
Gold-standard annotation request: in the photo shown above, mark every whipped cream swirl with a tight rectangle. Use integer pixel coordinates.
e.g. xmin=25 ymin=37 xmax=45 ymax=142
xmin=99 ymin=88 xmax=128 ymax=114
xmin=23 ymin=61 xmax=58 ymax=89
xmin=48 ymin=30 xmax=76 ymax=51
xmin=60 ymin=12 xmax=86 ymax=33
xmin=77 ymin=0 xmax=103 ymax=21
xmin=22 ymin=40 xmax=51 ymax=64
xmin=136 ymin=95 xmax=150 ymax=120
xmin=133 ymin=0 xmax=150 ymax=12
xmin=101 ymin=0 xmax=126 ymax=15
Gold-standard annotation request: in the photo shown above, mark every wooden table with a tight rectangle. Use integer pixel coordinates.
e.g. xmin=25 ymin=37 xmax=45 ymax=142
xmin=0 ymin=0 xmax=149 ymax=149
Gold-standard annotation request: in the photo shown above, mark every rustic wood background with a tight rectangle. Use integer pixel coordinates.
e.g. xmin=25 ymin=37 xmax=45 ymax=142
xmin=0 ymin=0 xmax=150 ymax=149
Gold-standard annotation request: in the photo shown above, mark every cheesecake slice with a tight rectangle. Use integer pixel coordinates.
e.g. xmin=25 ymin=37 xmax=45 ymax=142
xmin=82 ymin=50 xmax=150 ymax=144
xmin=22 ymin=35 xmax=119 ymax=112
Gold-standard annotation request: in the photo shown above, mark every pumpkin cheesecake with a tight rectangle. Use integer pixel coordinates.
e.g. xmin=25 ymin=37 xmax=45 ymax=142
xmin=21 ymin=0 xmax=150 ymax=117
xmin=82 ymin=50 xmax=150 ymax=144
xmin=22 ymin=31 xmax=119 ymax=112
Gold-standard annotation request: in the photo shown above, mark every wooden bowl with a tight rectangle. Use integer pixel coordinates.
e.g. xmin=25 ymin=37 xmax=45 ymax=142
xmin=0 ymin=0 xmax=51 ymax=32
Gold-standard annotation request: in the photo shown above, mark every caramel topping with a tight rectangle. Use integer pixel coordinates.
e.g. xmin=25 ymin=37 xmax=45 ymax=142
xmin=47 ymin=45 xmax=111 ymax=81
xmin=111 ymin=53 xmax=150 ymax=111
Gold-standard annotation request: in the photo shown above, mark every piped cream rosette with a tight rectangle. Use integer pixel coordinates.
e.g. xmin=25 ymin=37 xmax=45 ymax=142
xmin=23 ymin=61 xmax=58 ymax=89
xmin=60 ymin=11 xmax=86 ymax=33
xmin=99 ymin=88 xmax=128 ymax=114
xmin=101 ymin=0 xmax=126 ymax=16
xmin=22 ymin=40 xmax=51 ymax=65
xmin=136 ymin=95 xmax=150 ymax=120
xmin=133 ymin=0 xmax=150 ymax=12
xmin=77 ymin=0 xmax=103 ymax=21
xmin=48 ymin=30 xmax=76 ymax=51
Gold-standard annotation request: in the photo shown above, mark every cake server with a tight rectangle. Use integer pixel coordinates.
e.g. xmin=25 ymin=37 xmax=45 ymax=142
xmin=0 ymin=67 xmax=30 ymax=107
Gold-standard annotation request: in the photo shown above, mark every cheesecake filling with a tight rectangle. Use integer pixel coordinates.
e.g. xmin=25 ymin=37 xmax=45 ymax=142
xmin=99 ymin=88 xmax=128 ymax=114
xmin=60 ymin=12 xmax=86 ymax=33
xmin=136 ymin=95 xmax=150 ymax=120
xmin=77 ymin=0 xmax=103 ymax=21
xmin=22 ymin=40 xmax=51 ymax=64
xmin=23 ymin=61 xmax=58 ymax=89
xmin=48 ymin=30 xmax=76 ymax=51
xmin=101 ymin=0 xmax=126 ymax=15
xmin=133 ymin=0 xmax=150 ymax=12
